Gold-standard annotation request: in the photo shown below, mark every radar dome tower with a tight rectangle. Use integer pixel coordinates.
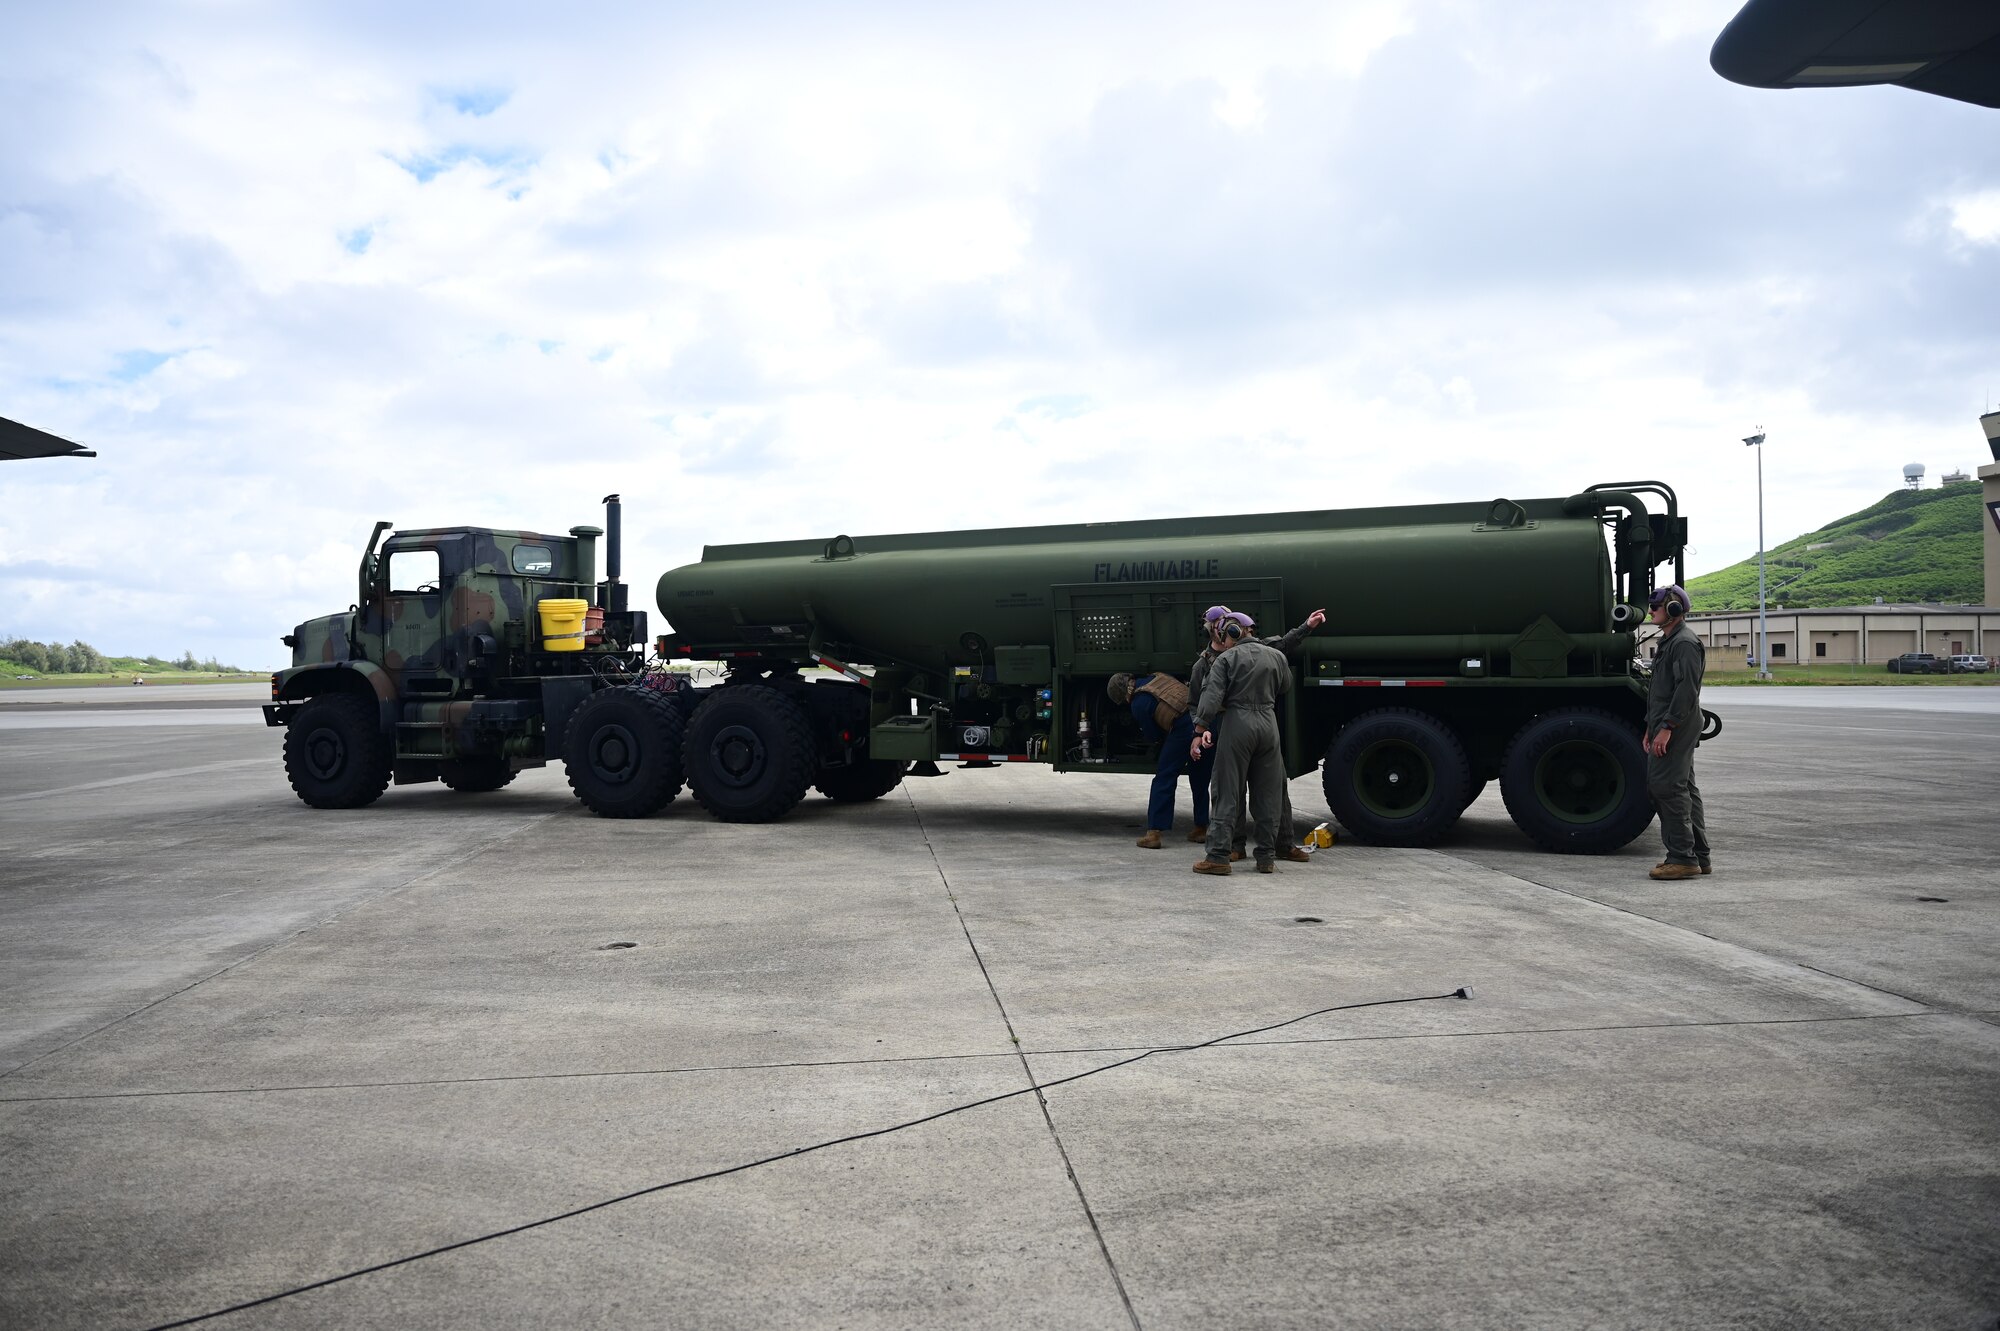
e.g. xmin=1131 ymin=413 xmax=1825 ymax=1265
xmin=1902 ymin=463 xmax=1925 ymax=490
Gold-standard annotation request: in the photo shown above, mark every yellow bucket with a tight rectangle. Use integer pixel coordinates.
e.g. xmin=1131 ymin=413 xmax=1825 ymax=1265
xmin=538 ymin=598 xmax=590 ymax=652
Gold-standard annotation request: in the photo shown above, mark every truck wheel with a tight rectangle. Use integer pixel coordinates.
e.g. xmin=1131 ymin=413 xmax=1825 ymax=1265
xmin=440 ymin=760 xmax=517 ymax=793
xmin=814 ymin=759 xmax=910 ymax=803
xmin=564 ymin=687 xmax=686 ymax=818
xmin=687 ymin=685 xmax=815 ymax=822
xmin=1321 ymin=708 xmax=1471 ymax=846
xmin=1498 ymin=708 xmax=1652 ymax=854
xmin=283 ymin=694 xmax=392 ymax=809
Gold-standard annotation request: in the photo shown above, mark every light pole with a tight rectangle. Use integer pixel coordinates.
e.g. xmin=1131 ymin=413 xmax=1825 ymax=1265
xmin=1744 ymin=430 xmax=1770 ymax=679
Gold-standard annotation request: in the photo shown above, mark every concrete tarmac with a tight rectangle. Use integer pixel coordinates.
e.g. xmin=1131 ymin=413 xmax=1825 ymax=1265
xmin=1 ymin=688 xmax=1995 ymax=1329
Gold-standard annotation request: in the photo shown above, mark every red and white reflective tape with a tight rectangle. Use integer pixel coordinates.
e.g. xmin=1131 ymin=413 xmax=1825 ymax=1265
xmin=1313 ymin=678 xmax=1448 ymax=687
xmin=935 ymin=753 xmax=1041 ymax=763
xmin=813 ymin=653 xmax=872 ymax=684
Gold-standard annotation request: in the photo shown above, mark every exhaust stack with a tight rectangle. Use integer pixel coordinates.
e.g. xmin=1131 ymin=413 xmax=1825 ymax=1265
xmin=602 ymin=493 xmax=626 ymax=612
xmin=568 ymin=525 xmax=602 ymax=604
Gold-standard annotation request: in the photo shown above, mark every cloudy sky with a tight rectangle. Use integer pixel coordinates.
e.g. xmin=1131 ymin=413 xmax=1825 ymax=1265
xmin=3 ymin=1 xmax=1996 ymax=668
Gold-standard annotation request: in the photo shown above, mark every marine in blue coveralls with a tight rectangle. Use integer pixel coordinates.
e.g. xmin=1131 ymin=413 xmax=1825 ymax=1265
xmin=1109 ymin=672 xmax=1211 ymax=849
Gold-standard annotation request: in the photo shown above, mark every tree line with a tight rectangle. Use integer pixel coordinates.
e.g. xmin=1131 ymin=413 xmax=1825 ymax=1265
xmin=0 ymin=639 xmax=242 ymax=675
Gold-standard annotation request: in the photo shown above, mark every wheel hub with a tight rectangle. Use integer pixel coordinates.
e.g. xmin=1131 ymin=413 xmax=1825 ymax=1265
xmin=1354 ymin=739 xmax=1435 ymax=818
xmin=304 ymin=726 xmax=346 ymax=781
xmin=709 ymin=723 xmax=767 ymax=789
xmin=1533 ymin=740 xmax=1625 ymax=823
xmin=588 ymin=722 xmax=640 ymax=786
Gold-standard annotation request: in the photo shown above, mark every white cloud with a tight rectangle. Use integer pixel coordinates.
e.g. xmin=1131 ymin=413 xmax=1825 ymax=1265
xmin=1947 ymin=189 xmax=2000 ymax=245
xmin=1 ymin=2 xmax=1996 ymax=669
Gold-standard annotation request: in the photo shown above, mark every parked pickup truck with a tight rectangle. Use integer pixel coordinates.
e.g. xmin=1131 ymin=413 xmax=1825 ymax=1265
xmin=1885 ymin=653 xmax=1946 ymax=674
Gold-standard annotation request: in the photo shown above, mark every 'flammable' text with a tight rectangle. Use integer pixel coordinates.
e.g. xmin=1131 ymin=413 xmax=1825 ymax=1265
xmin=1091 ymin=558 xmax=1219 ymax=582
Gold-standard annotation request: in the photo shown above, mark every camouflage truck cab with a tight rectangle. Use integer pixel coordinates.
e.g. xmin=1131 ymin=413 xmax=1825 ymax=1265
xmin=267 ymin=497 xmax=683 ymax=814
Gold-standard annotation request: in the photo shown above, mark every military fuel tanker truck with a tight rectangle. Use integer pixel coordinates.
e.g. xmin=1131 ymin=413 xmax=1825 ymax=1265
xmin=268 ymin=482 xmax=1697 ymax=853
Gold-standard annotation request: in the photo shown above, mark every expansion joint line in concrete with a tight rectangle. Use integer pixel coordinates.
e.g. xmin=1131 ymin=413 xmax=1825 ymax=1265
xmin=0 ymin=758 xmax=267 ymax=806
xmin=4 ymin=1007 xmax=1966 ymax=1107
xmin=137 ymin=989 xmax=1468 ymax=1331
xmin=0 ymin=808 xmax=571 ymax=1086
xmin=1435 ymin=851 xmax=1953 ymax=1016
xmin=904 ymin=789 xmax=1144 ymax=1331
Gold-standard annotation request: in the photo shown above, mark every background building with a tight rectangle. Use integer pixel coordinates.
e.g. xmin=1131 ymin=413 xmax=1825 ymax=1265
xmin=1665 ymin=414 xmax=2000 ymax=665
xmin=1667 ymin=604 xmax=1998 ymax=665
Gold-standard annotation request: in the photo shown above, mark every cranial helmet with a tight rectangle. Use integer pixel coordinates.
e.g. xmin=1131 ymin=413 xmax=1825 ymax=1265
xmin=1202 ymin=604 xmax=1233 ymax=626
xmin=1106 ymin=672 xmax=1135 ymax=703
xmin=1649 ymin=584 xmax=1689 ymax=616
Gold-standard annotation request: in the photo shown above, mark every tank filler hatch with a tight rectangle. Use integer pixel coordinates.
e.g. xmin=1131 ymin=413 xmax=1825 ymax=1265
xmin=1474 ymin=498 xmax=1532 ymax=531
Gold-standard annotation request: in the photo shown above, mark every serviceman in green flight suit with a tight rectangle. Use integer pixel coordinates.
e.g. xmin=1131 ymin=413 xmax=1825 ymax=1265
xmin=1643 ymin=583 xmax=1710 ymax=881
xmin=1187 ymin=620 xmax=1293 ymax=875
xmin=1189 ymin=605 xmax=1325 ymax=861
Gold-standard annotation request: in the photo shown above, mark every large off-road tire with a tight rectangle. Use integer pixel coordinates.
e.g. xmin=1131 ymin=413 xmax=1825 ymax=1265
xmin=814 ymin=759 xmax=910 ymax=803
xmin=440 ymin=759 xmax=517 ymax=793
xmin=284 ymin=694 xmax=392 ymax=809
xmin=564 ymin=687 xmax=686 ymax=818
xmin=686 ymin=684 xmax=815 ymax=823
xmin=1321 ymin=707 xmax=1471 ymax=847
xmin=1498 ymin=708 xmax=1653 ymax=854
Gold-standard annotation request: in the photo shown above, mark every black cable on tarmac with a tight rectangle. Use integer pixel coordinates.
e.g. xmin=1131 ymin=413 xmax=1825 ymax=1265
xmin=144 ymin=986 xmax=1472 ymax=1330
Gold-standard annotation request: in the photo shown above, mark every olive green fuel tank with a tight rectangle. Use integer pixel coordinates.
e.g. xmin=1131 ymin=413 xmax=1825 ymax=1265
xmin=658 ymin=495 xmax=1617 ymax=673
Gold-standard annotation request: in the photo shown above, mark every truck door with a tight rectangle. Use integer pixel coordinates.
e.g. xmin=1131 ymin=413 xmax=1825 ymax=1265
xmin=435 ymin=534 xmax=508 ymax=679
xmin=381 ymin=547 xmax=444 ymax=682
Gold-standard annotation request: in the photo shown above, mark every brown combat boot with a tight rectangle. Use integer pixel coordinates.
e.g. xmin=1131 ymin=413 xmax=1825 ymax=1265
xmin=1281 ymin=846 xmax=1313 ymax=863
xmin=1228 ymin=848 xmax=1246 ymax=862
xmin=1192 ymin=858 xmax=1233 ymax=876
xmin=1135 ymin=830 xmax=1163 ymax=850
xmin=1649 ymin=862 xmax=1701 ymax=881
xmin=1256 ymin=859 xmax=1276 ymax=874
xmin=1186 ymin=825 xmax=1208 ymax=843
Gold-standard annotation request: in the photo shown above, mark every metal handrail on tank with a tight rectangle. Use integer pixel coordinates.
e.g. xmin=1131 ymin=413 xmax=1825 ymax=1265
xmin=1584 ymin=479 xmax=1679 ymax=519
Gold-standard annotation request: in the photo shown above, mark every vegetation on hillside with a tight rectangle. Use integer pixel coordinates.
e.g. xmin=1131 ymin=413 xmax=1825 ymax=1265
xmin=1686 ymin=485 xmax=1984 ymax=610
xmin=0 ymin=638 xmax=248 ymax=676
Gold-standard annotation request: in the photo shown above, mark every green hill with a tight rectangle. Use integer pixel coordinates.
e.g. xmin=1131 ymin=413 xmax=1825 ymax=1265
xmin=1686 ymin=484 xmax=1985 ymax=610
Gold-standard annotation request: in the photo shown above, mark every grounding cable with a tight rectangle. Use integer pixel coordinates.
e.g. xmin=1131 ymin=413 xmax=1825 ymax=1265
xmin=144 ymin=986 xmax=1472 ymax=1330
